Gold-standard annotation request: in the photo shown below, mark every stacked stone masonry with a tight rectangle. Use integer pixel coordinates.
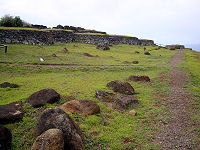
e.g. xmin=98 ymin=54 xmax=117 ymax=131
xmin=0 ymin=29 xmax=154 ymax=46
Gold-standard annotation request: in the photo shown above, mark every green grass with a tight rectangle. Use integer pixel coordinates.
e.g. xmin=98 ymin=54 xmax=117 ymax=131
xmin=0 ymin=43 xmax=176 ymax=66
xmin=181 ymin=49 xmax=200 ymax=149
xmin=0 ymin=43 xmax=177 ymax=149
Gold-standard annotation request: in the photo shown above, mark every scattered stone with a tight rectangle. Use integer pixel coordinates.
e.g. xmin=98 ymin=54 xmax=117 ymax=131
xmin=60 ymin=100 xmax=100 ymax=116
xmin=52 ymin=53 xmax=57 ymax=57
xmin=132 ymin=61 xmax=139 ymax=64
xmin=115 ymin=95 xmax=139 ymax=109
xmin=96 ymin=44 xmax=110 ymax=50
xmin=144 ymin=52 xmax=151 ymax=55
xmin=82 ymin=53 xmax=94 ymax=57
xmin=63 ymin=47 xmax=69 ymax=53
xmin=95 ymin=90 xmax=115 ymax=102
xmin=0 ymin=125 xmax=12 ymax=150
xmin=26 ymin=89 xmax=60 ymax=107
xmin=127 ymin=75 xmax=150 ymax=82
xmin=135 ymin=51 xmax=140 ymax=54
xmin=129 ymin=109 xmax=137 ymax=116
xmin=123 ymin=61 xmax=130 ymax=64
xmin=102 ymin=102 xmax=117 ymax=109
xmin=32 ymin=129 xmax=64 ymax=150
xmin=170 ymin=48 xmax=176 ymax=50
xmin=106 ymin=80 xmax=134 ymax=95
xmin=36 ymin=108 xmax=84 ymax=150
xmin=0 ymin=101 xmax=24 ymax=123
xmin=0 ymin=82 xmax=19 ymax=88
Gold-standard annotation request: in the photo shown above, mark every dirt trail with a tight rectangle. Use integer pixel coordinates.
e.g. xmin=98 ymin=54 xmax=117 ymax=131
xmin=154 ymin=50 xmax=198 ymax=149
xmin=0 ymin=63 xmax=159 ymax=69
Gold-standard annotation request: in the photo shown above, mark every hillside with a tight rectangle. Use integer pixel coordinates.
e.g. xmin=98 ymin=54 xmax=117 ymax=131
xmin=0 ymin=30 xmax=199 ymax=149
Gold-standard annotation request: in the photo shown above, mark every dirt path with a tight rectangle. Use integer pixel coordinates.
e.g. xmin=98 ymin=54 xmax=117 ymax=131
xmin=154 ymin=50 xmax=198 ymax=149
xmin=0 ymin=63 xmax=159 ymax=69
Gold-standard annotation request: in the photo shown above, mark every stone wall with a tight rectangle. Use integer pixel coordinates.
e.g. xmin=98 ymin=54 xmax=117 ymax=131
xmin=0 ymin=29 xmax=154 ymax=46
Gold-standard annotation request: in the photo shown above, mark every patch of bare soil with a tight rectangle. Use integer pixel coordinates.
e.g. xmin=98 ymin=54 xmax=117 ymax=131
xmin=154 ymin=50 xmax=199 ymax=149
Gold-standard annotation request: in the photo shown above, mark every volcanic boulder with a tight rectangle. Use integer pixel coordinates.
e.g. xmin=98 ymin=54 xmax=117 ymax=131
xmin=144 ymin=52 xmax=151 ymax=55
xmin=95 ymin=90 xmax=115 ymax=102
xmin=0 ymin=101 xmax=24 ymax=123
xmin=60 ymin=100 xmax=100 ymax=116
xmin=127 ymin=75 xmax=150 ymax=82
xmin=0 ymin=125 xmax=12 ymax=150
xmin=26 ymin=89 xmax=60 ymax=107
xmin=106 ymin=80 xmax=134 ymax=95
xmin=36 ymin=108 xmax=84 ymax=150
xmin=0 ymin=82 xmax=19 ymax=88
xmin=115 ymin=95 xmax=139 ymax=109
xmin=32 ymin=129 xmax=64 ymax=150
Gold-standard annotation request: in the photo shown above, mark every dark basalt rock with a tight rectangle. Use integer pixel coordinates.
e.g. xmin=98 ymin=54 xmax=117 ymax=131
xmin=26 ymin=89 xmax=60 ymax=107
xmin=127 ymin=75 xmax=150 ymax=82
xmin=106 ymin=80 xmax=134 ymax=95
xmin=132 ymin=61 xmax=139 ymax=64
xmin=36 ymin=108 xmax=84 ymax=150
xmin=95 ymin=90 xmax=115 ymax=102
xmin=115 ymin=95 xmax=139 ymax=109
xmin=0 ymin=101 xmax=24 ymax=123
xmin=144 ymin=52 xmax=151 ymax=55
xmin=0 ymin=82 xmax=19 ymax=88
xmin=0 ymin=125 xmax=12 ymax=150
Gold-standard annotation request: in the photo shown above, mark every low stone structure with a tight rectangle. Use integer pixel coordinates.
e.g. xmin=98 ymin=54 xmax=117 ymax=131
xmin=0 ymin=29 xmax=154 ymax=46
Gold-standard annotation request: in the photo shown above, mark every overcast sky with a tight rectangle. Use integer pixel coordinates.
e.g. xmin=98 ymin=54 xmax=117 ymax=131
xmin=0 ymin=0 xmax=200 ymax=46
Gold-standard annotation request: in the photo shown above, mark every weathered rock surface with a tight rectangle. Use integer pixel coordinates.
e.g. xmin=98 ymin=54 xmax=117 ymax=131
xmin=0 ymin=29 xmax=154 ymax=46
xmin=60 ymin=100 xmax=100 ymax=116
xmin=63 ymin=47 xmax=69 ymax=53
xmin=127 ymin=75 xmax=150 ymax=82
xmin=0 ymin=125 xmax=12 ymax=150
xmin=32 ymin=129 xmax=64 ymax=150
xmin=144 ymin=52 xmax=151 ymax=55
xmin=115 ymin=95 xmax=139 ymax=109
xmin=95 ymin=90 xmax=115 ymax=102
xmin=129 ymin=109 xmax=137 ymax=116
xmin=132 ymin=61 xmax=139 ymax=64
xmin=0 ymin=82 xmax=19 ymax=88
xmin=52 ymin=53 xmax=57 ymax=57
xmin=26 ymin=89 xmax=60 ymax=107
xmin=0 ymin=101 xmax=24 ymax=123
xmin=96 ymin=44 xmax=110 ymax=50
xmin=135 ymin=51 xmax=140 ymax=54
xmin=36 ymin=108 xmax=84 ymax=150
xmin=106 ymin=80 xmax=134 ymax=95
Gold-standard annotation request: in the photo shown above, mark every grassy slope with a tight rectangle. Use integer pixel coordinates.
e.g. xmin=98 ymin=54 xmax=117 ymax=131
xmin=0 ymin=43 xmax=173 ymax=66
xmin=182 ymin=49 xmax=200 ymax=142
xmin=0 ymin=43 xmax=177 ymax=149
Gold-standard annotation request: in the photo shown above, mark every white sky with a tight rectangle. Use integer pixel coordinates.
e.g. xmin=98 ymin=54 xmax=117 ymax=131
xmin=0 ymin=0 xmax=200 ymax=45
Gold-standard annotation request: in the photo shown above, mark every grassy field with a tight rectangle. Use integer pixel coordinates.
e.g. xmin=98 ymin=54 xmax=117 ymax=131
xmin=182 ymin=49 xmax=200 ymax=140
xmin=0 ymin=43 xmax=178 ymax=149
xmin=0 ymin=43 xmax=175 ymax=66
